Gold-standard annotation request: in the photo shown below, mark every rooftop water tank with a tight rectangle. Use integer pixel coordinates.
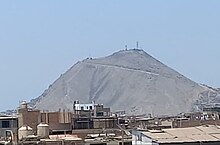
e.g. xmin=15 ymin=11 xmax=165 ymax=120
xmin=18 ymin=125 xmax=33 ymax=140
xmin=37 ymin=123 xmax=49 ymax=138
xmin=20 ymin=101 xmax=28 ymax=109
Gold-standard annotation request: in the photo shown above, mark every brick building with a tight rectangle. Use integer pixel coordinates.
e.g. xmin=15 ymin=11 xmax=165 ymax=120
xmin=17 ymin=101 xmax=72 ymax=134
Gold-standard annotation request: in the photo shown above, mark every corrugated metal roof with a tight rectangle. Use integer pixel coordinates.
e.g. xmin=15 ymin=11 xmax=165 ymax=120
xmin=141 ymin=125 xmax=220 ymax=143
xmin=143 ymin=132 xmax=174 ymax=140
xmin=195 ymin=125 xmax=220 ymax=134
xmin=164 ymin=127 xmax=203 ymax=137
xmin=189 ymin=134 xmax=218 ymax=142
xmin=210 ymin=133 xmax=220 ymax=139
xmin=157 ymin=137 xmax=195 ymax=143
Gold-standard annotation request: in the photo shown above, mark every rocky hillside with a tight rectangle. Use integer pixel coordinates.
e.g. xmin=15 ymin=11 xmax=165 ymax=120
xmin=30 ymin=49 xmax=220 ymax=116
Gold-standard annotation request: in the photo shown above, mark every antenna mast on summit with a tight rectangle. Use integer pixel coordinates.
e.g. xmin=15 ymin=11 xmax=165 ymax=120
xmin=136 ymin=41 xmax=139 ymax=48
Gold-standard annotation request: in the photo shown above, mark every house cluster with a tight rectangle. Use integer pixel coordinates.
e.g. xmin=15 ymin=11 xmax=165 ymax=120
xmin=2 ymin=102 xmax=220 ymax=145
xmin=0 ymin=101 xmax=131 ymax=145
xmin=132 ymin=125 xmax=220 ymax=145
xmin=131 ymin=106 xmax=220 ymax=145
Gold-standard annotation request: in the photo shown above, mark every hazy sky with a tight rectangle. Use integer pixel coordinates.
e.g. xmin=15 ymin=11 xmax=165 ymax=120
xmin=0 ymin=1 xmax=220 ymax=111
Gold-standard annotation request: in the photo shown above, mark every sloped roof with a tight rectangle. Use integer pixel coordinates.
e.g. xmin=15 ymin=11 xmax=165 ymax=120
xmin=141 ymin=125 xmax=220 ymax=143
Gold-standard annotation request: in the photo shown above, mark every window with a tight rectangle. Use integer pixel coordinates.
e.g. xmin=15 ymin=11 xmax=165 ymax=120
xmin=2 ymin=121 xmax=10 ymax=128
xmin=90 ymin=106 xmax=93 ymax=110
xmin=96 ymin=112 xmax=104 ymax=116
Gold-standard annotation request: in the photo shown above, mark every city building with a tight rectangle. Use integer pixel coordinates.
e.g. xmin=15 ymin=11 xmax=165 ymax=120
xmin=72 ymin=100 xmax=117 ymax=129
xmin=0 ymin=115 xmax=18 ymax=141
xmin=132 ymin=125 xmax=220 ymax=145
xmin=17 ymin=101 xmax=72 ymax=134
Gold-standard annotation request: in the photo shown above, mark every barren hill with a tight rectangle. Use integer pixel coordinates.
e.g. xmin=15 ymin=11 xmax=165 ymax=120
xmin=30 ymin=49 xmax=219 ymax=116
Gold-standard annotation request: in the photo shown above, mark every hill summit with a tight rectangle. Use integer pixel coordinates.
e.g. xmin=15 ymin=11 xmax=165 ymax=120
xmin=30 ymin=49 xmax=218 ymax=116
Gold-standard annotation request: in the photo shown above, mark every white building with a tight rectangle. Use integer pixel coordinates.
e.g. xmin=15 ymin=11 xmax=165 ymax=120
xmin=74 ymin=103 xmax=95 ymax=111
xmin=73 ymin=100 xmax=95 ymax=111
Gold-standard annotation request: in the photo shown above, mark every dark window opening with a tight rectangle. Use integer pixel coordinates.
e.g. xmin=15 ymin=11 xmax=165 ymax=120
xmin=2 ymin=121 xmax=10 ymax=128
xmin=90 ymin=143 xmax=106 ymax=145
xmin=119 ymin=142 xmax=132 ymax=145
xmin=96 ymin=112 xmax=104 ymax=116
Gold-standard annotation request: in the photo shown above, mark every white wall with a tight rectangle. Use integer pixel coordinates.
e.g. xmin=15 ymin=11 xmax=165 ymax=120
xmin=74 ymin=104 xmax=95 ymax=111
xmin=132 ymin=130 xmax=158 ymax=145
